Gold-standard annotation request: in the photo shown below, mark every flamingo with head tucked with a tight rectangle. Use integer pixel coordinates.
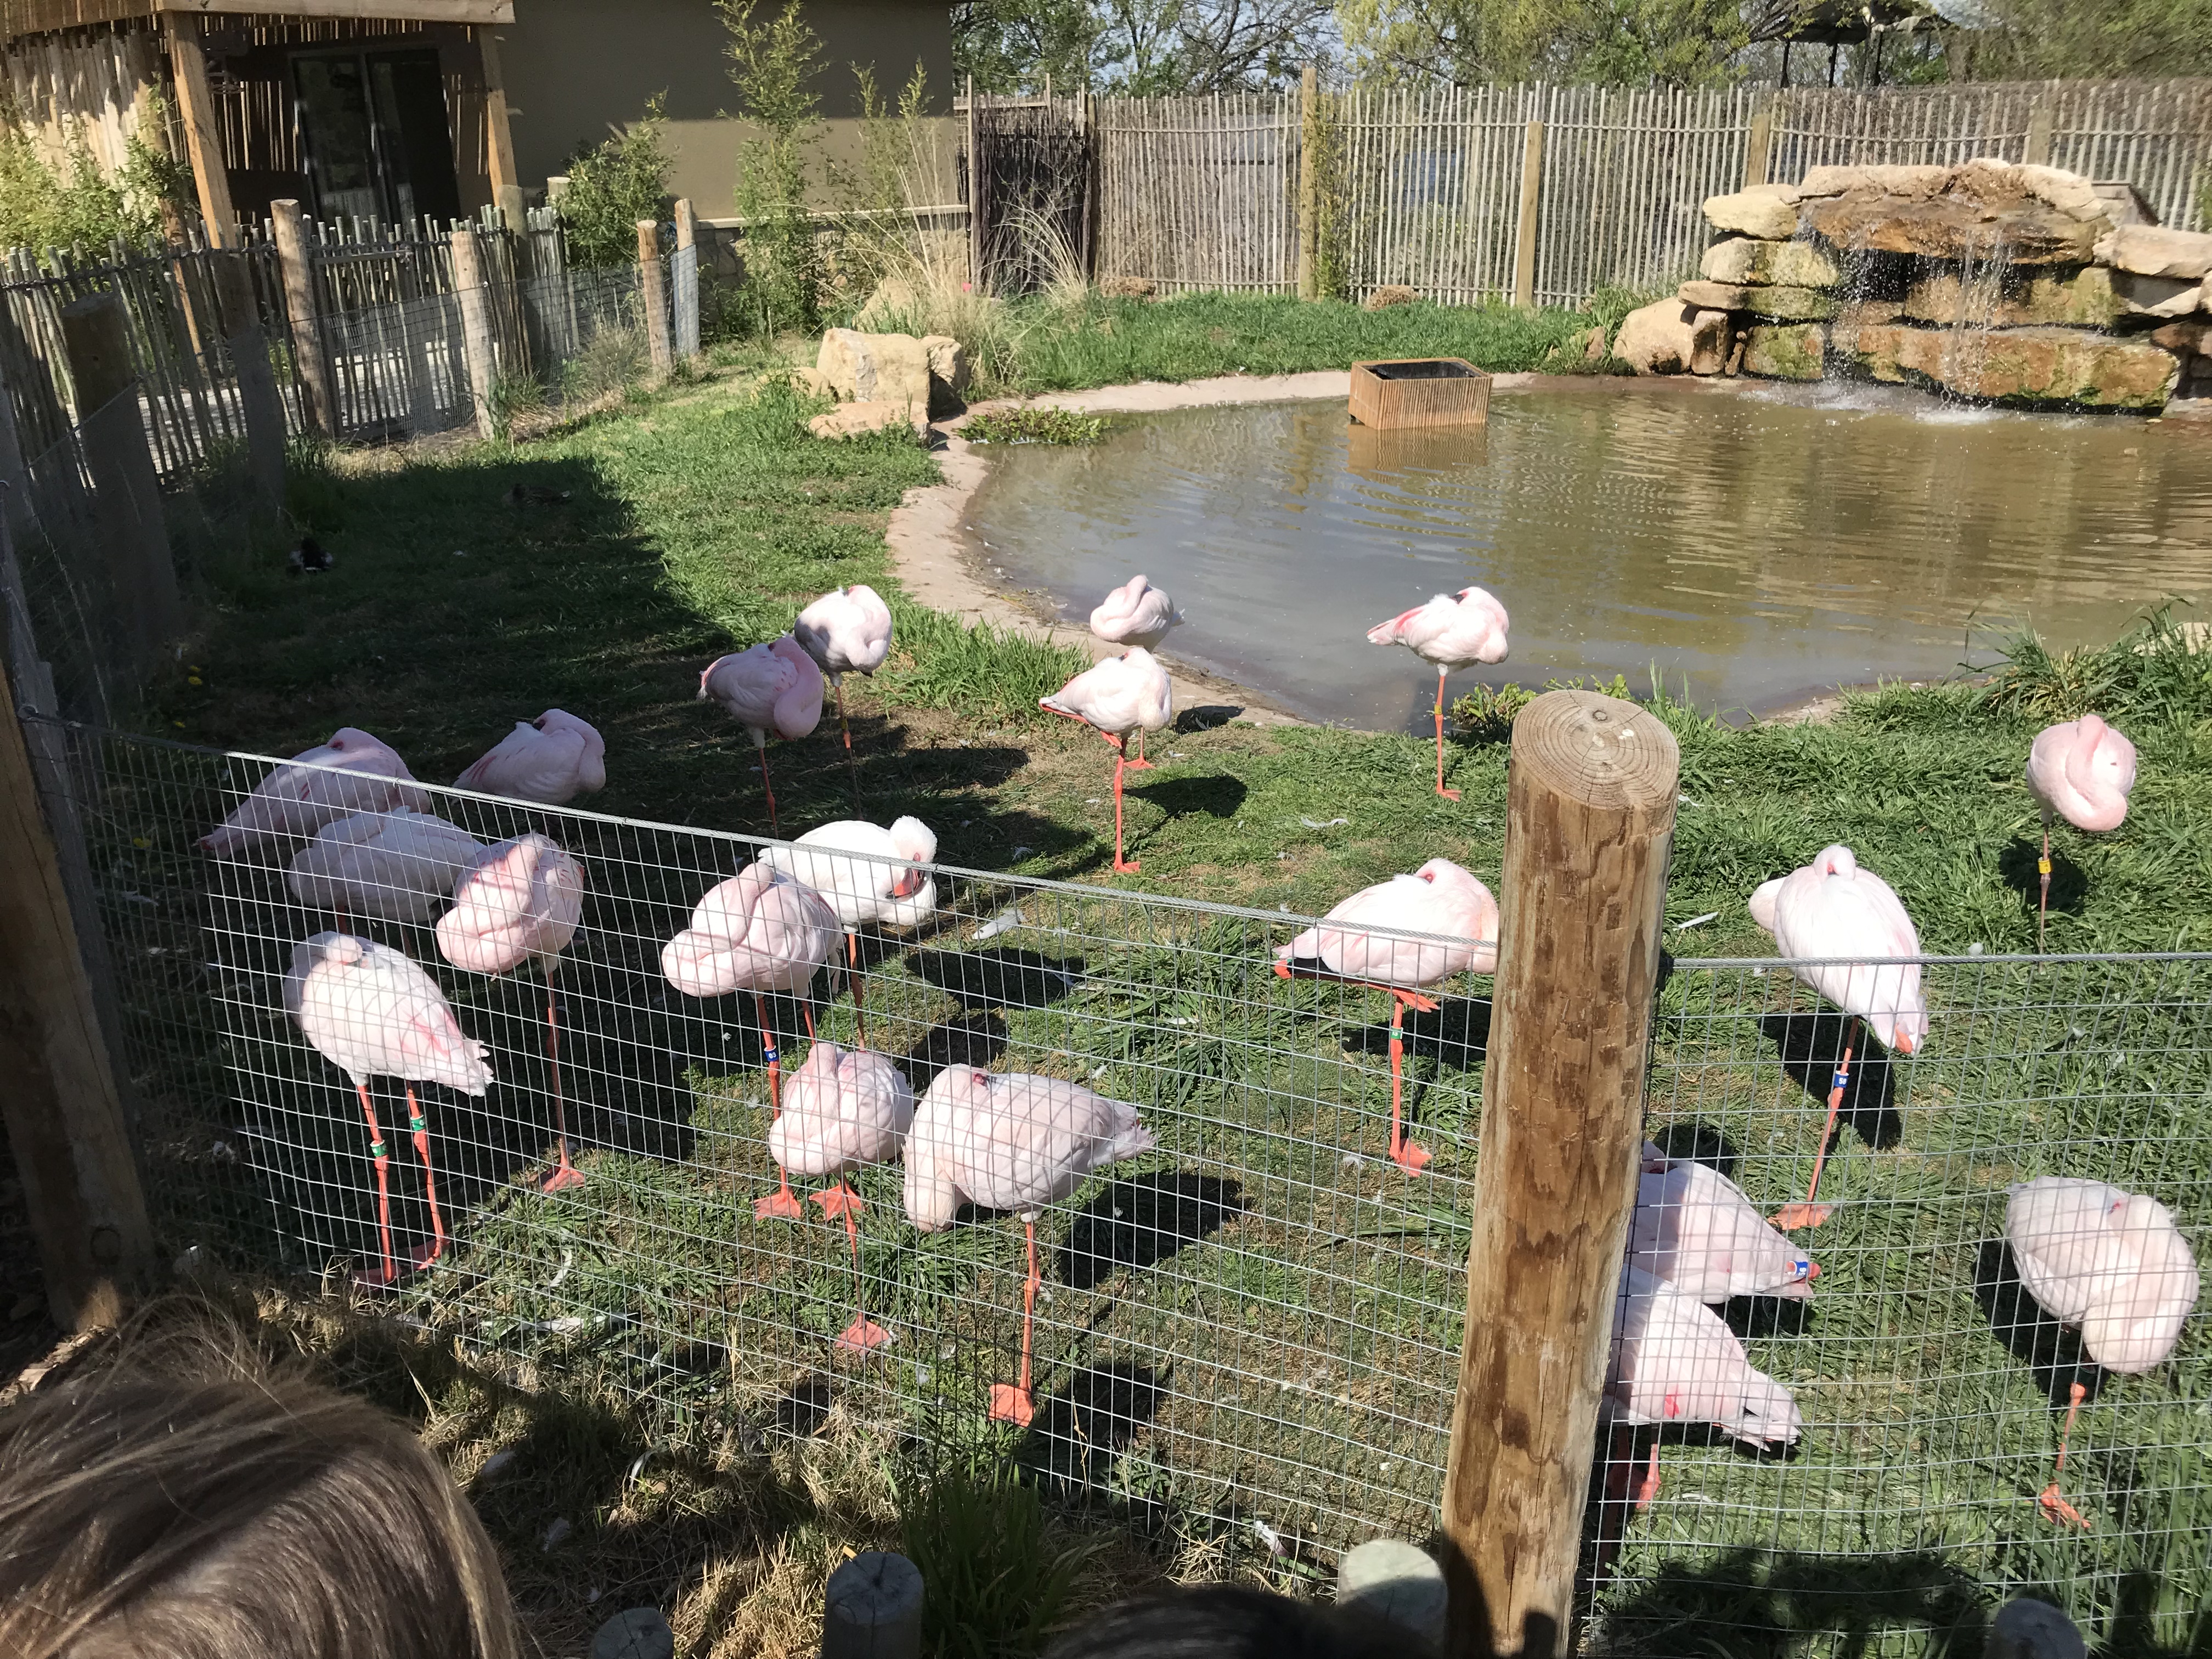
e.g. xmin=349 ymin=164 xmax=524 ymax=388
xmin=1274 ymin=858 xmax=1498 ymax=1173
xmin=761 ymin=816 xmax=937 ymax=1047
xmin=662 ymin=862 xmax=840 ymax=1218
xmin=1365 ymin=586 xmax=1509 ymax=799
xmin=1089 ymin=575 xmax=1181 ymax=761
xmin=2024 ymin=715 xmax=2136 ymax=950
xmin=287 ymin=811 xmax=488 ymax=926
xmin=200 ymin=728 xmax=427 ymax=857
xmin=455 ymin=709 xmax=606 ymax=806
xmin=1630 ymin=1141 xmax=1818 ymax=1304
xmin=1040 ymin=648 xmax=1172 ymax=874
xmin=286 ymin=932 xmax=492 ymax=1284
xmin=775 ymin=1039 xmax=917 ymax=1352
xmin=2006 ymin=1176 xmax=2199 ymax=1528
xmin=1750 ymin=845 xmax=1927 ymax=1231
xmin=437 ymin=834 xmax=588 ymax=1192
xmin=699 ymin=637 xmax=824 ymax=836
xmin=793 ymin=585 xmax=894 ymax=810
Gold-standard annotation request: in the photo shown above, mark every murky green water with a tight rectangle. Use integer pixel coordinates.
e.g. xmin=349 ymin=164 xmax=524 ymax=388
xmin=964 ymin=382 xmax=2212 ymax=729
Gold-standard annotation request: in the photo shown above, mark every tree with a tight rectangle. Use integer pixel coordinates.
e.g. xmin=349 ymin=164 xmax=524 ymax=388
xmin=554 ymin=98 xmax=672 ymax=269
xmin=954 ymin=0 xmax=1339 ymax=94
xmin=1961 ymin=0 xmax=2212 ymax=77
xmin=720 ymin=0 xmax=827 ymax=333
xmin=1337 ymin=0 xmax=1749 ymax=84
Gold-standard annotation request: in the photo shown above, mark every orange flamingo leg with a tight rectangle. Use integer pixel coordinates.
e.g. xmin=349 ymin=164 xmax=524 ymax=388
xmin=755 ymin=736 xmax=780 ymax=839
xmin=1635 ymin=1442 xmax=1662 ymax=1512
xmin=988 ymin=1219 xmax=1040 ymax=1426
xmin=1434 ymin=670 xmax=1460 ymax=801
xmin=2039 ymin=1380 xmax=2091 ymax=1530
xmin=1771 ymin=1017 xmax=1857 ymax=1231
xmin=753 ymin=992 xmax=805 ymax=1221
xmin=827 ymin=1185 xmax=893 ymax=1353
xmin=1111 ymin=736 xmax=1140 ymax=874
xmin=2038 ymin=825 xmax=2052 ymax=953
xmin=354 ymin=1082 xmax=397 ymax=1286
xmin=405 ymin=1086 xmax=447 ymax=1272
xmin=846 ymin=932 xmax=871 ymax=1049
xmin=836 ymin=679 xmax=860 ymax=814
xmin=1388 ymin=990 xmax=1432 ymax=1174
xmin=540 ymin=967 xmax=584 ymax=1194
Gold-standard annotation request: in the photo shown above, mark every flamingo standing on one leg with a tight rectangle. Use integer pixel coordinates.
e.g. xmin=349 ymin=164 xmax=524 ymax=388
xmin=2006 ymin=1176 xmax=2199 ymax=1528
xmin=1750 ymin=845 xmax=1928 ymax=1231
xmin=437 ymin=834 xmax=588 ymax=1193
xmin=774 ymin=1040 xmax=916 ymax=1353
xmin=1274 ymin=859 xmax=1498 ymax=1174
xmin=455 ymin=709 xmax=607 ymax=806
xmin=793 ymin=584 xmax=893 ymax=812
xmin=1629 ymin=1141 xmax=1819 ymax=1304
xmin=761 ymin=816 xmax=938 ymax=1048
xmin=662 ymin=862 xmax=840 ymax=1218
xmin=285 ymin=932 xmax=492 ymax=1284
xmin=200 ymin=727 xmax=427 ymax=857
xmin=905 ymin=1066 xmax=1154 ymax=1427
xmin=699 ymin=637 xmax=824 ymax=837
xmin=2024 ymin=715 xmax=2136 ymax=951
xmin=1039 ymin=647 xmax=1172 ymax=874
xmin=1365 ymin=586 xmax=1509 ymax=800
xmin=1088 ymin=574 xmax=1182 ymax=764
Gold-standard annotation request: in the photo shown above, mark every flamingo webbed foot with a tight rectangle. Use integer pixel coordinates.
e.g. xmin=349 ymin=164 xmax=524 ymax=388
xmin=988 ymin=1383 xmax=1036 ymax=1427
xmin=540 ymin=1161 xmax=585 ymax=1194
xmin=755 ymin=1187 xmax=808 ymax=1221
xmin=1113 ymin=857 xmax=1141 ymax=874
xmin=1435 ymin=785 xmax=1462 ymax=802
xmin=1125 ymin=757 xmax=1157 ymax=771
xmin=1768 ymin=1201 xmax=1833 ymax=1231
xmin=812 ymin=1183 xmax=863 ymax=1219
xmin=1391 ymin=1140 xmax=1432 ymax=1175
xmin=835 ymin=1317 xmax=895 ymax=1355
xmin=2038 ymin=1484 xmax=2090 ymax=1530
xmin=407 ymin=1239 xmax=445 ymax=1272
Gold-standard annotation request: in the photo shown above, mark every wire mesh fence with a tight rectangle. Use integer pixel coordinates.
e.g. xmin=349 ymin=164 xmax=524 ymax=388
xmin=18 ymin=715 xmax=2212 ymax=1653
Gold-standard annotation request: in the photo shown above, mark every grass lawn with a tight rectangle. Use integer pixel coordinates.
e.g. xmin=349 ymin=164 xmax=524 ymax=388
xmin=104 ymin=290 xmax=2212 ymax=1656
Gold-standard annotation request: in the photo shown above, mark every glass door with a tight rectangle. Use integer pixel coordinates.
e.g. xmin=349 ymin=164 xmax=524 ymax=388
xmin=293 ymin=48 xmax=461 ymax=228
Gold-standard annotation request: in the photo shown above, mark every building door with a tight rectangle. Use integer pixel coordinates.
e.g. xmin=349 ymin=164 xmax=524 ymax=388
xmin=292 ymin=48 xmax=462 ymax=227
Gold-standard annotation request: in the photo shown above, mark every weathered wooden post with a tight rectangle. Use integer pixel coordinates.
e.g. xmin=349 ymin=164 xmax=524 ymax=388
xmin=2024 ymin=100 xmax=2054 ymax=167
xmin=165 ymin=18 xmax=235 ymax=250
xmin=1743 ymin=94 xmax=1775 ymax=190
xmin=637 ymin=219 xmax=672 ymax=376
xmin=59 ymin=293 xmax=179 ymax=679
xmin=1440 ymin=690 xmax=1678 ymax=1659
xmin=1297 ymin=63 xmax=1321 ymax=302
xmin=0 ymin=664 xmax=156 ymax=1331
xmin=449 ymin=224 xmax=500 ymax=440
xmin=1511 ymin=115 xmax=1545 ymax=311
xmin=269 ymin=201 xmax=334 ymax=437
xmin=672 ymin=198 xmax=700 ymax=363
xmin=212 ymin=251 xmax=286 ymax=520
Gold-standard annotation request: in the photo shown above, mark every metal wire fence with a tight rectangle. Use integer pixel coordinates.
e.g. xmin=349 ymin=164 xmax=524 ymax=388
xmin=20 ymin=716 xmax=2212 ymax=1654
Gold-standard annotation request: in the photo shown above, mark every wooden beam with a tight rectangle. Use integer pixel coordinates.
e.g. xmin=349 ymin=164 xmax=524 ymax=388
xmin=1296 ymin=63 xmax=1318 ymax=302
xmin=163 ymin=15 xmax=233 ymax=250
xmin=637 ymin=217 xmax=670 ymax=376
xmin=476 ymin=24 xmax=523 ymax=225
xmin=1440 ymin=690 xmax=1678 ymax=1659
xmin=270 ymin=200 xmax=333 ymax=437
xmin=155 ymin=0 xmax=512 ymax=22
xmin=1511 ymin=116 xmax=1544 ymax=311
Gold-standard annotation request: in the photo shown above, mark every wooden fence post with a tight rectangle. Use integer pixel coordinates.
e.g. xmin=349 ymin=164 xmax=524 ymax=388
xmin=1511 ymin=117 xmax=1545 ymax=310
xmin=165 ymin=18 xmax=235 ymax=250
xmin=1744 ymin=95 xmax=1774 ymax=190
xmin=211 ymin=252 xmax=286 ymax=520
xmin=270 ymin=201 xmax=333 ymax=437
xmin=2024 ymin=99 xmax=2053 ymax=166
xmin=0 ymin=664 xmax=156 ymax=1332
xmin=1440 ymin=690 xmax=1678 ymax=1659
xmin=672 ymin=198 xmax=700 ymax=362
xmin=637 ymin=219 xmax=672 ymax=376
xmin=1297 ymin=64 xmax=1321 ymax=302
xmin=449 ymin=225 xmax=500 ymax=440
xmin=965 ymin=76 xmax=983 ymax=294
xmin=59 ymin=293 xmax=180 ymax=679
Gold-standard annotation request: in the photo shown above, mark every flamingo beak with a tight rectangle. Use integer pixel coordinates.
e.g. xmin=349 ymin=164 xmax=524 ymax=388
xmin=890 ymin=868 xmax=923 ymax=900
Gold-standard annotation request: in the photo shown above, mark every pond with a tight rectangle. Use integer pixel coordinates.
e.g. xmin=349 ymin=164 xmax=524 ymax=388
xmin=963 ymin=381 xmax=2212 ymax=730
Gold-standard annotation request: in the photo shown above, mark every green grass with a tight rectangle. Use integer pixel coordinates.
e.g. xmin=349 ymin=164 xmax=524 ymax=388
xmin=961 ymin=407 xmax=1112 ymax=445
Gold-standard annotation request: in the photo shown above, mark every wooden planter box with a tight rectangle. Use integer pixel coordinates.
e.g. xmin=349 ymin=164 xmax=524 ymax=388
xmin=1348 ymin=358 xmax=1491 ymax=430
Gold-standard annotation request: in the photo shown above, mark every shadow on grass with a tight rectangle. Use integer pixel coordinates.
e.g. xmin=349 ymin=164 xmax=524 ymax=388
xmin=1999 ymin=834 xmax=2087 ymax=927
xmin=1344 ymin=995 xmax=1493 ymax=1067
xmin=907 ymin=947 xmax=1087 ymax=1010
xmin=1016 ymin=1359 xmax=1167 ymax=1499
xmin=1649 ymin=1120 xmax=1742 ymax=1177
xmin=1128 ymin=772 xmax=1248 ymax=820
xmin=902 ymin=1011 xmax=1011 ymax=1093
xmin=1758 ymin=1011 xmax=1904 ymax=1151
xmin=1972 ymin=1238 xmax=2106 ymax=1410
xmin=1057 ymin=1171 xmax=1245 ymax=1290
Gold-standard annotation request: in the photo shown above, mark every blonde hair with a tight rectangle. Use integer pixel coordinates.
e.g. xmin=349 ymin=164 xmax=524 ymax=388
xmin=0 ymin=1316 xmax=520 ymax=1659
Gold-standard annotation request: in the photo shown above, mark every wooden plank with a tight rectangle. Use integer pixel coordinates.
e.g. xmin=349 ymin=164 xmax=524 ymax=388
xmin=1511 ymin=115 xmax=1543 ymax=309
xmin=449 ymin=223 xmax=496 ymax=438
xmin=1440 ymin=690 xmax=1678 ymax=1659
xmin=213 ymin=250 xmax=284 ymax=515
xmin=152 ymin=0 xmax=511 ymax=21
xmin=270 ymin=200 xmax=332 ymax=436
xmin=163 ymin=16 xmax=232 ymax=250
xmin=636 ymin=217 xmax=669 ymax=375
xmin=476 ymin=22 xmax=523 ymax=227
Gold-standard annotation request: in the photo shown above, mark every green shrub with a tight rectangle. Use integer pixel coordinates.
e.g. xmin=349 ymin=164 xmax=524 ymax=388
xmin=1453 ymin=672 xmax=1636 ymax=742
xmin=0 ymin=100 xmax=192 ymax=259
xmin=1978 ymin=604 xmax=2212 ymax=731
xmin=720 ymin=0 xmax=826 ymax=336
xmin=899 ymin=1459 xmax=1087 ymax=1658
xmin=961 ymin=406 xmax=1108 ymax=445
xmin=556 ymin=98 xmax=672 ymax=270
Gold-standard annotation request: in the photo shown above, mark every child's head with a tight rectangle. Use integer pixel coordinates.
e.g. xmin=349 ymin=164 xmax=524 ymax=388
xmin=0 ymin=1323 xmax=517 ymax=1659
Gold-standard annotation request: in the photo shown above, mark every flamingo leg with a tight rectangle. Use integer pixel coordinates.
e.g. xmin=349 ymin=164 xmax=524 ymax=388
xmin=1771 ymin=1017 xmax=1857 ymax=1230
xmin=405 ymin=1085 xmax=447 ymax=1272
xmin=2038 ymin=822 xmax=2052 ymax=952
xmin=354 ymin=1082 xmax=396 ymax=1286
xmin=1434 ymin=668 xmax=1460 ymax=801
xmin=836 ymin=679 xmax=859 ymax=814
xmin=1388 ymin=990 xmax=1431 ymax=1173
xmin=827 ymin=1180 xmax=892 ymax=1353
xmin=2039 ymin=1380 xmax=2091 ymax=1529
xmin=540 ymin=963 xmax=584 ymax=1194
xmin=755 ymin=733 xmax=780 ymax=839
xmin=753 ymin=990 xmax=804 ymax=1220
xmin=847 ymin=931 xmax=870 ymax=1049
xmin=1111 ymin=735 xmax=1140 ymax=874
xmin=989 ymin=1218 xmax=1040 ymax=1426
xmin=1636 ymin=1441 xmax=1662 ymax=1512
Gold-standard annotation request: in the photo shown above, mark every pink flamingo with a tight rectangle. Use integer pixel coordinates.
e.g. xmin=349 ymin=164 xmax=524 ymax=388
xmin=699 ymin=636 xmax=824 ymax=836
xmin=1630 ymin=1141 xmax=1818 ymax=1304
xmin=200 ymin=727 xmax=426 ymax=857
xmin=1750 ymin=845 xmax=1928 ymax=1231
xmin=2024 ymin=715 xmax=2136 ymax=950
xmin=1606 ymin=1266 xmax=1803 ymax=1509
xmin=436 ymin=834 xmax=588 ymax=1193
xmin=793 ymin=584 xmax=893 ymax=810
xmin=661 ymin=862 xmax=840 ymax=1218
xmin=287 ymin=810 xmax=488 ymax=926
xmin=285 ymin=932 xmax=492 ymax=1284
xmin=905 ymin=1066 xmax=1154 ymax=1426
xmin=761 ymin=816 xmax=937 ymax=1048
xmin=2006 ymin=1177 xmax=2199 ymax=1528
xmin=1365 ymin=586 xmax=1509 ymax=800
xmin=455 ymin=709 xmax=607 ymax=805
xmin=1039 ymin=647 xmax=1172 ymax=874
xmin=774 ymin=1040 xmax=916 ymax=1353
xmin=1089 ymin=575 xmax=1182 ymax=764
xmin=1274 ymin=858 xmax=1498 ymax=1174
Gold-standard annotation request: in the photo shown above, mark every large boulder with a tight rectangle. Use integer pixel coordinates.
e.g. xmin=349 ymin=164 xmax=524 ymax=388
xmin=1801 ymin=162 xmax=2109 ymax=266
xmin=1699 ymin=238 xmax=1838 ymax=287
xmin=1679 ymin=279 xmax=1836 ymax=320
xmin=2095 ymin=224 xmax=2212 ymax=281
xmin=2111 ymin=269 xmax=2205 ymax=320
xmin=1613 ymin=298 xmax=1699 ymax=374
xmin=816 ymin=329 xmax=934 ymax=411
xmin=1796 ymin=163 xmax=1953 ymax=199
xmin=919 ymin=334 xmax=969 ymax=394
xmin=1740 ymin=323 xmax=1826 ymax=381
xmin=1903 ymin=266 xmax=2120 ymax=329
xmin=808 ymin=399 xmax=928 ymax=439
xmin=1837 ymin=322 xmax=2179 ymax=408
xmin=1703 ymin=184 xmax=1801 ymax=240
xmin=1686 ymin=309 xmax=1733 ymax=375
